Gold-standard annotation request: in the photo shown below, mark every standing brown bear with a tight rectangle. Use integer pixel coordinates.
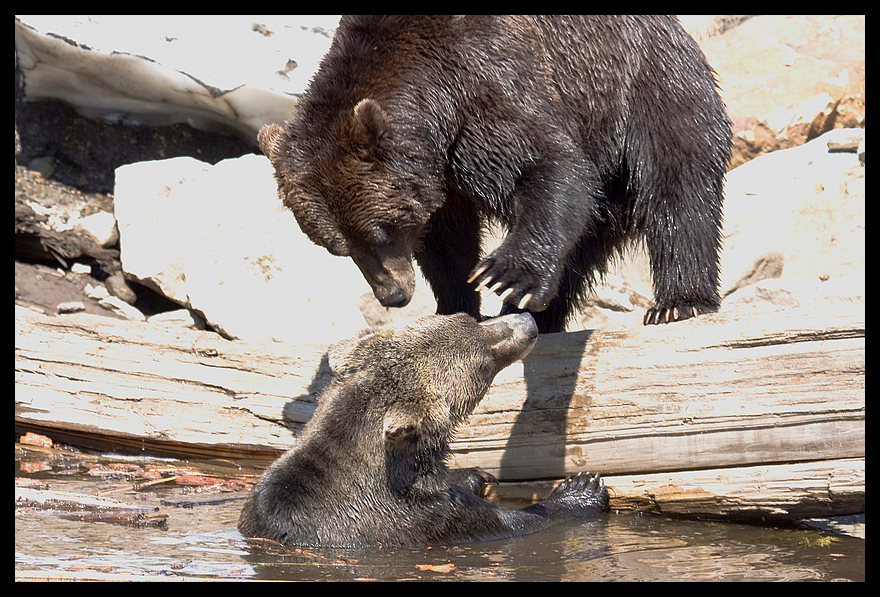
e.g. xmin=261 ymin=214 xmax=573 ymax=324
xmin=260 ymin=15 xmax=733 ymax=332
xmin=238 ymin=312 xmax=608 ymax=547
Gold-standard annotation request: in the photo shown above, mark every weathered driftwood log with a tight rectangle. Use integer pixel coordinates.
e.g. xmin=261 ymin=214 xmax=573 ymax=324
xmin=486 ymin=457 xmax=865 ymax=522
xmin=605 ymin=457 xmax=865 ymax=521
xmin=15 ymin=303 xmax=864 ymax=520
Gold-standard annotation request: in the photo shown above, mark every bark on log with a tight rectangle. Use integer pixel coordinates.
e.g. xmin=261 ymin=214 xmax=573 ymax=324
xmin=15 ymin=303 xmax=864 ymax=520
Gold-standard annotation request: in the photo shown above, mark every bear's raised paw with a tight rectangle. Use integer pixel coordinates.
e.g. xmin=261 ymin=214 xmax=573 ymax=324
xmin=544 ymin=472 xmax=609 ymax=520
xmin=468 ymin=251 xmax=558 ymax=313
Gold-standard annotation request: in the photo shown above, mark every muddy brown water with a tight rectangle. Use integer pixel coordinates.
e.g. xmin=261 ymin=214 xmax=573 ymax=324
xmin=15 ymin=443 xmax=864 ymax=582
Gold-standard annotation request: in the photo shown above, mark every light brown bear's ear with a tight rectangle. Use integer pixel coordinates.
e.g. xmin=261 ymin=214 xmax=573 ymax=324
xmin=327 ymin=338 xmax=358 ymax=377
xmin=257 ymin=124 xmax=286 ymax=162
xmin=353 ymin=98 xmax=392 ymax=155
xmin=327 ymin=327 xmax=379 ymax=377
xmin=383 ymin=399 xmax=448 ymax=445
xmin=383 ymin=407 xmax=423 ymax=444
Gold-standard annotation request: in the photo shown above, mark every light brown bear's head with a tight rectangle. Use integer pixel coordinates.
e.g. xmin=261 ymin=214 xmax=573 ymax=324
xmin=326 ymin=312 xmax=538 ymax=447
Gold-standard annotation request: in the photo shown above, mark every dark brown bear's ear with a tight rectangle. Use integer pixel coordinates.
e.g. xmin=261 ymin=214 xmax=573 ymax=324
xmin=257 ymin=124 xmax=286 ymax=162
xmin=353 ymin=98 xmax=392 ymax=156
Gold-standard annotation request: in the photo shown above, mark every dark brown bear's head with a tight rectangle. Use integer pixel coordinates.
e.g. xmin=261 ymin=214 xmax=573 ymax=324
xmin=259 ymin=99 xmax=441 ymax=308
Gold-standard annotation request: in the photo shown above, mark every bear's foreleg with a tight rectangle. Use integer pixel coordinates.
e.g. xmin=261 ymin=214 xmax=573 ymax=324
xmin=468 ymin=159 xmax=597 ymax=319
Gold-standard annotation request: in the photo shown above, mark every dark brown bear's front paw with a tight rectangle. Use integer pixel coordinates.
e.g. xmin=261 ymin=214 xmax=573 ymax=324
xmin=467 ymin=253 xmax=557 ymax=312
xmin=643 ymin=301 xmax=717 ymax=325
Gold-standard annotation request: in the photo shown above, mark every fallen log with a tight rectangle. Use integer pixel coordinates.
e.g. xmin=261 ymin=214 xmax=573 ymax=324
xmin=487 ymin=457 xmax=865 ymax=522
xmin=15 ymin=303 xmax=864 ymax=520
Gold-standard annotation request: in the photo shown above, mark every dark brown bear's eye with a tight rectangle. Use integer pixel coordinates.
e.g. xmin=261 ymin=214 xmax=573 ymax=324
xmin=365 ymin=227 xmax=392 ymax=248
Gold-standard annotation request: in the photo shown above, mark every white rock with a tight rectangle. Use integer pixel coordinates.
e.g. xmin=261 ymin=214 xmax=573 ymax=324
xmin=114 ymin=156 xmax=209 ymax=305
xmin=719 ymin=128 xmax=865 ymax=297
xmin=15 ymin=15 xmax=339 ymax=141
xmin=57 ymin=301 xmax=85 ymax=314
xmin=723 ymin=274 xmax=865 ymax=313
xmin=74 ymin=211 xmax=118 ymax=247
xmin=113 ymin=154 xmax=371 ymax=344
xmin=85 ymin=284 xmax=110 ymax=300
xmin=99 ymin=295 xmax=146 ymax=321
xmin=147 ymin=308 xmax=206 ymax=330
xmin=588 ymin=275 xmax=638 ymax=313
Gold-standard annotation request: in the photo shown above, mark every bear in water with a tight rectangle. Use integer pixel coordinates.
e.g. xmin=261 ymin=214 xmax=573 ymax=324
xmin=259 ymin=16 xmax=732 ymax=332
xmin=238 ymin=313 xmax=608 ymax=547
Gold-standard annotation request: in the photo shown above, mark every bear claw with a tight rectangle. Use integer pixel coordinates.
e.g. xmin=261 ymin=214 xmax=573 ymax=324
xmin=483 ymin=281 xmax=503 ymax=296
xmin=467 ymin=266 xmax=489 ymax=285
xmin=643 ymin=304 xmax=705 ymax=325
xmin=544 ymin=472 xmax=609 ymax=518
xmin=471 ymin=273 xmax=533 ymax=311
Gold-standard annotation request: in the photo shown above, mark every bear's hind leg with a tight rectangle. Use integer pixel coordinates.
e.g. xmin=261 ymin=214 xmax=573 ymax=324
xmin=641 ymin=183 xmax=723 ymax=325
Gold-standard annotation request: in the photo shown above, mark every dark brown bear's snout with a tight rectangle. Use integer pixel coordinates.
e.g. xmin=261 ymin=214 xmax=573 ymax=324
xmin=351 ymin=244 xmax=416 ymax=308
